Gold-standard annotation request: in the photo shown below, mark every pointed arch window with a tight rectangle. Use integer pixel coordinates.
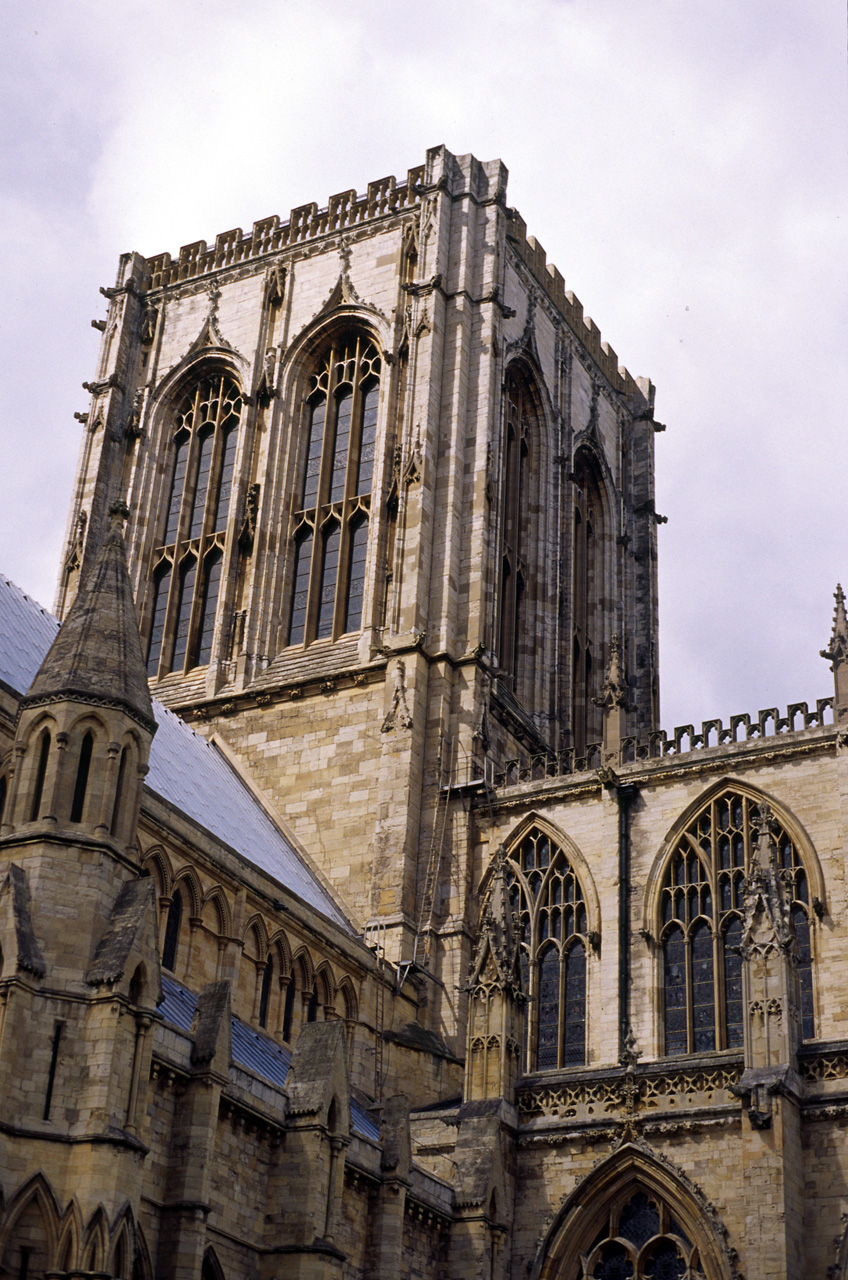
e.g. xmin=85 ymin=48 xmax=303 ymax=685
xmin=572 ymin=1188 xmax=706 ymax=1280
xmin=504 ymin=827 xmax=590 ymax=1071
xmin=30 ymin=729 xmax=51 ymax=822
xmin=69 ymin=731 xmax=94 ymax=824
xmin=287 ymin=334 xmax=380 ymax=646
xmin=162 ymin=889 xmax=183 ymax=973
xmin=572 ymin=452 xmax=605 ymax=754
xmin=147 ymin=372 xmax=242 ymax=678
xmin=660 ymin=788 xmax=815 ymax=1054
xmin=498 ymin=371 xmax=534 ymax=698
xmin=258 ymin=956 xmax=273 ymax=1029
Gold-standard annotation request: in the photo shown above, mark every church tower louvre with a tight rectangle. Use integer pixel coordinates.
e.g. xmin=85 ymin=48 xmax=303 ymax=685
xmin=59 ymin=144 xmax=660 ymax=1015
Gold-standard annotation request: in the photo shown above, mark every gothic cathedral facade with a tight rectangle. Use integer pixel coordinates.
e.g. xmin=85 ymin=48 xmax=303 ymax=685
xmin=1 ymin=146 xmax=847 ymax=1279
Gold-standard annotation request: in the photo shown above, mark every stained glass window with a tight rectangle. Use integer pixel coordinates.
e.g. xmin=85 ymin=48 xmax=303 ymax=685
xmin=574 ymin=1189 xmax=704 ymax=1280
xmin=503 ymin=827 xmax=590 ymax=1071
xmin=660 ymin=788 xmax=815 ymax=1054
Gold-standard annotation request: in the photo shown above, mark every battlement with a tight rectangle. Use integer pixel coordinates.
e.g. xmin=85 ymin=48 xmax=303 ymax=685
xmin=496 ymin=695 xmax=835 ymax=788
xmin=506 ymin=208 xmax=650 ymax=402
xmin=145 ymin=166 xmax=425 ymax=289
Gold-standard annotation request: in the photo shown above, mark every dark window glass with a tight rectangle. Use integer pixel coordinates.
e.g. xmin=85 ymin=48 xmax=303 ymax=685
xmin=505 ymin=828 xmax=589 ymax=1071
xmin=792 ymin=903 xmax=815 ymax=1039
xmin=302 ymin=399 xmax=327 ymax=509
xmin=618 ymin=1192 xmax=660 ymax=1249
xmin=165 ymin=433 xmax=190 ymax=543
xmin=69 ymin=731 xmax=93 ymax=823
xmin=213 ymin=421 xmax=238 ymax=531
xmin=162 ymin=890 xmax=182 ymax=972
xmin=356 ymin=383 xmax=378 ymax=494
xmin=30 ymin=730 xmax=51 ymax=822
xmin=691 ymin=922 xmax=715 ymax=1051
xmin=723 ymin=916 xmax=744 ymax=1048
xmin=344 ymin=515 xmax=368 ymax=633
xmin=663 ymin=925 xmax=687 ymax=1056
xmin=660 ymin=789 xmax=814 ymax=1054
xmin=0 ymin=775 xmax=6 ymax=826
xmin=289 ymin=335 xmax=379 ymax=644
xmin=258 ymin=958 xmax=273 ymax=1029
xmin=190 ymin=429 xmax=214 ymax=538
xmin=283 ymin=979 xmax=295 ymax=1041
xmin=317 ymin=524 xmax=340 ymax=639
xmin=172 ymin=558 xmax=197 ymax=671
xmin=195 ymin=550 xmax=223 ymax=666
xmin=563 ymin=940 xmax=586 ymax=1066
xmin=147 ymin=564 xmax=172 ymax=676
xmin=288 ymin=530 xmax=313 ymax=646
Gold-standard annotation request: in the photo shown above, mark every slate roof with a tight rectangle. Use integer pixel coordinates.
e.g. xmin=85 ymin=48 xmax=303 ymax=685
xmin=160 ymin=976 xmax=379 ymax=1142
xmin=0 ymin=573 xmax=352 ymax=932
xmin=25 ymin=516 xmax=155 ymax=732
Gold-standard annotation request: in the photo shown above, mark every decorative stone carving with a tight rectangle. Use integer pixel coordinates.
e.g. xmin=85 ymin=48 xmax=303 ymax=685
xmin=822 ymin=583 xmax=848 ymax=722
xmin=238 ymin=483 xmax=260 ymax=553
xmin=381 ymin=659 xmax=413 ymax=732
xmin=141 ymin=300 xmax=158 ymax=345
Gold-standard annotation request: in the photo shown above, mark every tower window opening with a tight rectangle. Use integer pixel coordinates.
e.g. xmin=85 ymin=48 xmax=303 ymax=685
xmin=146 ymin=373 xmax=242 ymax=678
xmin=69 ymin=731 xmax=94 ymax=824
xmin=30 ymin=729 xmax=51 ymax=822
xmin=286 ymin=334 xmax=380 ymax=646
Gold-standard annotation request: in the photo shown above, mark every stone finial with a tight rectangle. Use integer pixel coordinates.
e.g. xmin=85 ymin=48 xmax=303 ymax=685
xmin=109 ymin=498 xmax=130 ymax=526
xmin=595 ymin=633 xmax=629 ymax=711
xmin=594 ymin=634 xmax=631 ymax=764
xmin=821 ymin=584 xmax=848 ymax=722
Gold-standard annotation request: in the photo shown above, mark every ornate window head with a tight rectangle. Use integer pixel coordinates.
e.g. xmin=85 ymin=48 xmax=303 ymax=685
xmin=287 ymin=332 xmax=380 ymax=646
xmin=147 ymin=372 xmax=242 ymax=678
xmin=660 ymin=788 xmax=814 ymax=1055
xmin=574 ymin=1188 xmax=707 ymax=1279
xmin=504 ymin=826 xmax=591 ymax=1071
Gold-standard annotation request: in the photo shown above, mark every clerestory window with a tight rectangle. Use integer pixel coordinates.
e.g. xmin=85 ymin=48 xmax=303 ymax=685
xmin=147 ymin=373 xmax=241 ymax=677
xmin=571 ymin=452 xmax=605 ymax=754
xmin=504 ymin=827 xmax=590 ymax=1071
xmin=287 ymin=334 xmax=379 ymax=646
xmin=660 ymin=788 xmax=814 ymax=1055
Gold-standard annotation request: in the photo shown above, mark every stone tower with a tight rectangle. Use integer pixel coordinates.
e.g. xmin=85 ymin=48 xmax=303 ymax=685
xmin=0 ymin=502 xmax=162 ymax=1273
xmin=58 ymin=145 xmax=660 ymax=1042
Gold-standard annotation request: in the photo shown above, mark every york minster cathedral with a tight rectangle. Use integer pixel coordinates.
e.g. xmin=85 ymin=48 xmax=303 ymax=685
xmin=1 ymin=145 xmax=846 ymax=1279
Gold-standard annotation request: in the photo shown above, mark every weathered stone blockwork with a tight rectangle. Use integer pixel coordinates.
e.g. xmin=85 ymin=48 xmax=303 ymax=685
xmin=1 ymin=146 xmax=847 ymax=1279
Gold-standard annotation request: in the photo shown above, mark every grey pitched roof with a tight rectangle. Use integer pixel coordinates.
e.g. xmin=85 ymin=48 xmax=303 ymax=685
xmin=24 ymin=518 xmax=155 ymax=732
xmin=159 ymin=976 xmax=379 ymax=1141
xmin=0 ymin=573 xmax=352 ymax=933
xmin=0 ymin=575 xmax=60 ymax=694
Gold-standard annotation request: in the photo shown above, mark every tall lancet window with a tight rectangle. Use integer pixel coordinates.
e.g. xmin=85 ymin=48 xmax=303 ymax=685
xmin=660 ymin=788 xmax=815 ymax=1055
xmin=498 ymin=371 xmax=535 ymax=700
xmin=287 ymin=333 xmax=380 ymax=645
xmin=503 ymin=826 xmax=591 ymax=1071
xmin=571 ymin=452 xmax=605 ymax=754
xmin=147 ymin=372 xmax=242 ymax=678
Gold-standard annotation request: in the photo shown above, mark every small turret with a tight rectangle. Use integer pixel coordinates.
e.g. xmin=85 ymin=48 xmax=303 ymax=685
xmin=821 ymin=583 xmax=848 ymax=724
xmin=2 ymin=501 xmax=156 ymax=851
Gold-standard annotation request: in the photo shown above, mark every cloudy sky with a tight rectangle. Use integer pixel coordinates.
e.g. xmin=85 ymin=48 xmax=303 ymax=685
xmin=1 ymin=0 xmax=845 ymax=732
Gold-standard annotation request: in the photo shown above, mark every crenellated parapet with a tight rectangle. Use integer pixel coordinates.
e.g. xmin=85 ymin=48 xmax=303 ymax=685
xmin=144 ymin=168 xmax=426 ymax=289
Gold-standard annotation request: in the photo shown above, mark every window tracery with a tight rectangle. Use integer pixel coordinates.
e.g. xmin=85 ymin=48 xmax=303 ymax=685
xmin=147 ymin=373 xmax=242 ymax=677
xmin=287 ymin=333 xmax=380 ymax=645
xmin=504 ymin=826 xmax=589 ymax=1071
xmin=660 ymin=788 xmax=815 ymax=1054
xmin=575 ymin=1189 xmax=706 ymax=1279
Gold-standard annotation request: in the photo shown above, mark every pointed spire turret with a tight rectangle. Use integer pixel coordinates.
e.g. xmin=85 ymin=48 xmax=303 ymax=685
xmin=821 ymin=583 xmax=848 ymax=723
xmin=24 ymin=501 xmax=154 ymax=734
xmin=4 ymin=501 xmax=155 ymax=846
xmin=594 ymin=633 xmax=632 ymax=764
